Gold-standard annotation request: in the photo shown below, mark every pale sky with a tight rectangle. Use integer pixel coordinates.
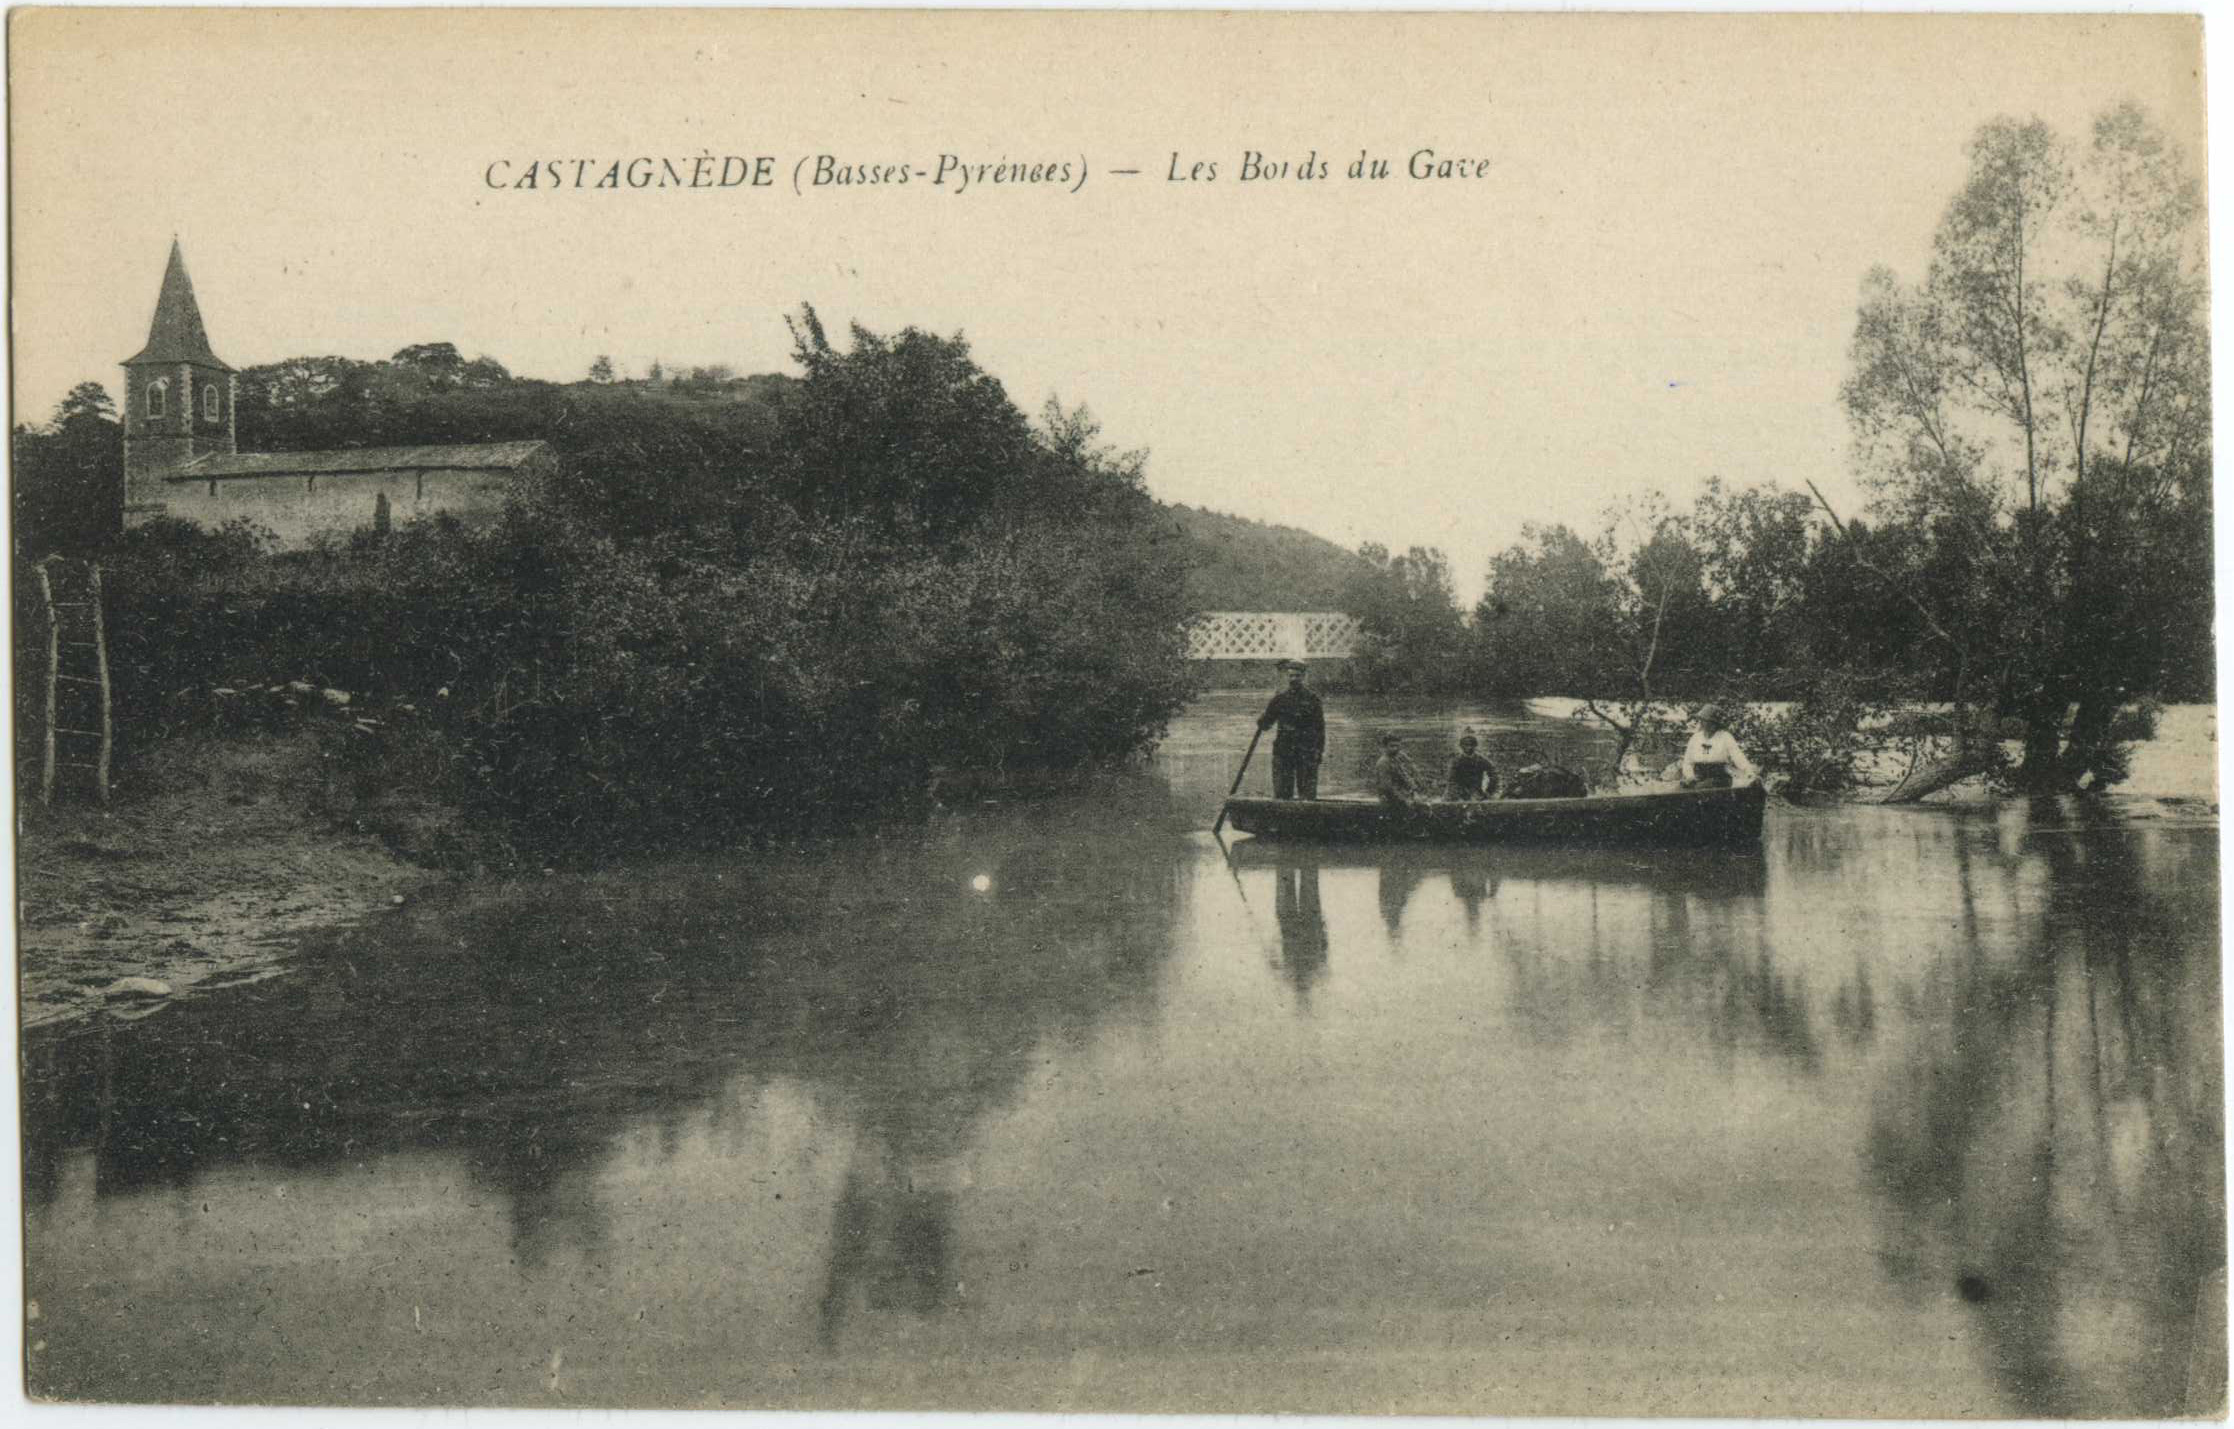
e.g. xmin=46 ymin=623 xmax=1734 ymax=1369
xmin=10 ymin=11 xmax=2205 ymax=601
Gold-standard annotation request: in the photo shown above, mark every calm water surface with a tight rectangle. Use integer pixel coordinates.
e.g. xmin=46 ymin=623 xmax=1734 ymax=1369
xmin=22 ymin=695 xmax=2225 ymax=1414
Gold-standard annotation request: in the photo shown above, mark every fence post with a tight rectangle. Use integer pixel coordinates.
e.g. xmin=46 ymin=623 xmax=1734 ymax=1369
xmin=91 ymin=564 xmax=112 ymax=805
xmin=36 ymin=561 xmax=58 ymax=806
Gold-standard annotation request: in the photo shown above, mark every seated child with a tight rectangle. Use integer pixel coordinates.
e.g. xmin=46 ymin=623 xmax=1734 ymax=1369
xmin=1446 ymin=732 xmax=1498 ymax=800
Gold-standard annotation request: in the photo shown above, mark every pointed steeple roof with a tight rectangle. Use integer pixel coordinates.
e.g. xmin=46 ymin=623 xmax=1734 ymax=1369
xmin=124 ymin=240 xmax=231 ymax=370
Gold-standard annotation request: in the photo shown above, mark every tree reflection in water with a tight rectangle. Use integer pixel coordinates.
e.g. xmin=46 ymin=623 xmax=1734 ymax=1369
xmin=816 ymin=1142 xmax=962 ymax=1346
xmin=22 ymin=788 xmax=1193 ymax=1371
xmin=1864 ymin=801 xmax=2224 ymax=1417
xmin=1440 ymin=846 xmax=1807 ymax=1066
xmin=779 ymin=813 xmax=1193 ymax=1348
xmin=22 ymin=770 xmax=2225 ymax=1413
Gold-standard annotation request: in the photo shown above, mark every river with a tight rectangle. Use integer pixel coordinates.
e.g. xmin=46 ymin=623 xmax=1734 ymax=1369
xmin=21 ymin=695 xmax=2225 ymax=1415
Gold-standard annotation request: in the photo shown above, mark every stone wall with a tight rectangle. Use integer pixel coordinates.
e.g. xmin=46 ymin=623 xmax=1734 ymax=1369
xmin=148 ymin=467 xmax=521 ymax=547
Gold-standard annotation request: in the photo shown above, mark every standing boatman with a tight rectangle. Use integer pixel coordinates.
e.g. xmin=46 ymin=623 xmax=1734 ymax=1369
xmin=1257 ymin=659 xmax=1326 ymax=800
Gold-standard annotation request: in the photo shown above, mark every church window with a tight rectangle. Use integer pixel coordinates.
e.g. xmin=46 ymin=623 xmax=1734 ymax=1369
xmin=146 ymin=380 xmax=167 ymax=418
xmin=203 ymin=384 xmax=219 ymax=421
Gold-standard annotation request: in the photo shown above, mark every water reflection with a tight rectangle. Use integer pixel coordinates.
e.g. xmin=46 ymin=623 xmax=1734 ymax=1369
xmin=18 ymin=702 xmax=2224 ymax=1417
xmin=1228 ymin=840 xmax=1801 ymax=1064
xmin=817 ymin=1141 xmax=962 ymax=1347
xmin=1863 ymin=800 xmax=2225 ymax=1417
xmin=1449 ymin=862 xmax=1498 ymax=936
xmin=1268 ymin=859 xmax=1330 ymax=1007
xmin=1376 ymin=861 xmax=1428 ymax=943
xmin=782 ymin=818 xmax=1194 ymax=1349
xmin=24 ymin=784 xmax=1194 ymax=1397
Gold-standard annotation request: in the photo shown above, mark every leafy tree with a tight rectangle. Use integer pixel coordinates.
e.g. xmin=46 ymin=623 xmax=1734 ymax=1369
xmin=86 ymin=308 xmax=1193 ymax=848
xmin=241 ymin=356 xmax=373 ymax=410
xmin=588 ymin=354 xmax=615 ymax=384
xmin=458 ymin=356 xmax=512 ymax=389
xmin=1340 ymin=543 xmax=1465 ymax=692
xmin=1573 ymin=499 xmax=1710 ymax=771
xmin=13 ymin=386 xmax=123 ymax=556
xmin=1839 ymin=103 xmax=2208 ymax=789
xmin=1475 ymin=522 xmax=1619 ymax=695
xmin=1472 ymin=498 xmax=1711 ymax=776
xmin=682 ymin=363 xmax=737 ymax=389
xmin=55 ymin=381 xmax=116 ymax=425
xmin=1689 ymin=478 xmax=1817 ymax=679
xmin=390 ymin=341 xmax=467 ymax=389
xmin=773 ymin=304 xmax=1044 ymax=543
xmin=383 ymin=342 xmax=510 ymax=394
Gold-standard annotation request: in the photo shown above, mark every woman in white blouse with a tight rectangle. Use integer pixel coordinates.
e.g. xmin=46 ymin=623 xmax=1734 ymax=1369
xmin=1680 ymin=704 xmax=1758 ymax=788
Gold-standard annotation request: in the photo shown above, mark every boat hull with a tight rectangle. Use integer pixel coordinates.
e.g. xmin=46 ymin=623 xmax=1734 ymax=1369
xmin=1220 ymin=783 xmax=1767 ymax=847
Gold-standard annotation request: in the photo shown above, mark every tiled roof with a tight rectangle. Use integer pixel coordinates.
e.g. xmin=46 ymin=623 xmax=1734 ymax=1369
xmin=169 ymin=440 xmax=549 ymax=480
xmin=124 ymin=240 xmax=232 ymax=371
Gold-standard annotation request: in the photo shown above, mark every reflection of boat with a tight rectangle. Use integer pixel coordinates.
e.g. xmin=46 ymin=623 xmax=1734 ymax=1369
xmin=1227 ymin=836 xmax=1768 ymax=898
xmin=1221 ymin=783 xmax=1767 ymax=847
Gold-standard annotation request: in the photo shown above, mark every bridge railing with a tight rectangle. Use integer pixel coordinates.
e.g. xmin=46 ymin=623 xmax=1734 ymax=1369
xmin=1187 ymin=611 xmax=1363 ymax=661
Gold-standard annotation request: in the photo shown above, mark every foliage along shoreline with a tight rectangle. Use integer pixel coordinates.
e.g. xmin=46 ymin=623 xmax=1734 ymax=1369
xmin=1330 ymin=103 xmax=2210 ymax=799
xmin=14 ymin=103 xmax=2211 ymax=846
xmin=18 ymin=308 xmax=1203 ymax=861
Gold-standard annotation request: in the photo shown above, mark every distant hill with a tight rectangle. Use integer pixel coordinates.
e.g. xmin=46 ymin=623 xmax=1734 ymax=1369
xmin=1163 ymin=504 xmax=1366 ymax=611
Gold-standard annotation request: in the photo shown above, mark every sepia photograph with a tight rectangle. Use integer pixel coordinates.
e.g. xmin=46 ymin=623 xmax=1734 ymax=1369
xmin=7 ymin=8 xmax=2222 ymax=1418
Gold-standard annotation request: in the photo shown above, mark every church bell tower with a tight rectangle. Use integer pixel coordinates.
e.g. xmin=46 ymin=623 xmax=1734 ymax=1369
xmin=121 ymin=240 xmax=235 ymax=523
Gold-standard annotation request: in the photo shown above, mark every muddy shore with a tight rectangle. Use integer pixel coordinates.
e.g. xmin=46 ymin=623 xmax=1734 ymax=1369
xmin=16 ymin=730 xmax=459 ymax=1029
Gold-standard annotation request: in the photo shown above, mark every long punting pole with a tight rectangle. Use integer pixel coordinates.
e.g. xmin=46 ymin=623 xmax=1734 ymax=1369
xmin=1211 ymin=726 xmax=1265 ymax=837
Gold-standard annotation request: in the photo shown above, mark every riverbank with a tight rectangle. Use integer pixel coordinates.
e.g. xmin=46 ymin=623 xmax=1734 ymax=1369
xmin=22 ymin=699 xmax=2216 ymax=1030
xmin=1525 ymin=696 xmax=2219 ymax=812
xmin=15 ymin=722 xmax=1143 ymax=1030
xmin=17 ymin=729 xmax=462 ymax=1029
xmin=24 ymin=693 xmax=2219 ymax=1416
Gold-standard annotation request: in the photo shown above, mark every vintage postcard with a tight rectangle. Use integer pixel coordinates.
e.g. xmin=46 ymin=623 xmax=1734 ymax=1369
xmin=9 ymin=8 xmax=2221 ymax=1419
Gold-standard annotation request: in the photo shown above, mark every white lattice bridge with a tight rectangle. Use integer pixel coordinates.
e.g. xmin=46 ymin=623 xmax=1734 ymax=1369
xmin=1188 ymin=611 xmax=1364 ymax=661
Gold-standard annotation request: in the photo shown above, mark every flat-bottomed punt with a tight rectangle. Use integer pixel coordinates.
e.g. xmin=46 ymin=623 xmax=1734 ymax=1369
xmin=1220 ymin=783 xmax=1767 ymax=847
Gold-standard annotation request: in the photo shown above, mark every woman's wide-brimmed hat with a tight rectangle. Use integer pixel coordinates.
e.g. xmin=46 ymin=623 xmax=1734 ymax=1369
xmin=1692 ymin=702 xmax=1726 ymax=727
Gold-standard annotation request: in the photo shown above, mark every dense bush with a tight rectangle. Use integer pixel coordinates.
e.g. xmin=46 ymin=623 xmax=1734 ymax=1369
xmin=1710 ymin=672 xmax=1910 ymax=798
xmin=27 ymin=312 xmax=1197 ymax=854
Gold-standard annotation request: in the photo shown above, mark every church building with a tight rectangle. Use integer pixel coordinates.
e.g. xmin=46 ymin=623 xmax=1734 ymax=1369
xmin=121 ymin=241 xmax=550 ymax=547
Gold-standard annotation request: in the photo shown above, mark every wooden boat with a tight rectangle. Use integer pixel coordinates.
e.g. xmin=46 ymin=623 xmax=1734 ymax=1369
xmin=1219 ymin=782 xmax=1767 ymax=847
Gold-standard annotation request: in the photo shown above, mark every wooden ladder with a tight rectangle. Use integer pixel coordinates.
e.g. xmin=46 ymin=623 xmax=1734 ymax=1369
xmin=35 ymin=556 xmax=112 ymax=806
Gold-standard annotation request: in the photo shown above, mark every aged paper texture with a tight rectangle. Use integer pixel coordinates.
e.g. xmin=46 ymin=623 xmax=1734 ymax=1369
xmin=9 ymin=9 xmax=2221 ymax=1421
